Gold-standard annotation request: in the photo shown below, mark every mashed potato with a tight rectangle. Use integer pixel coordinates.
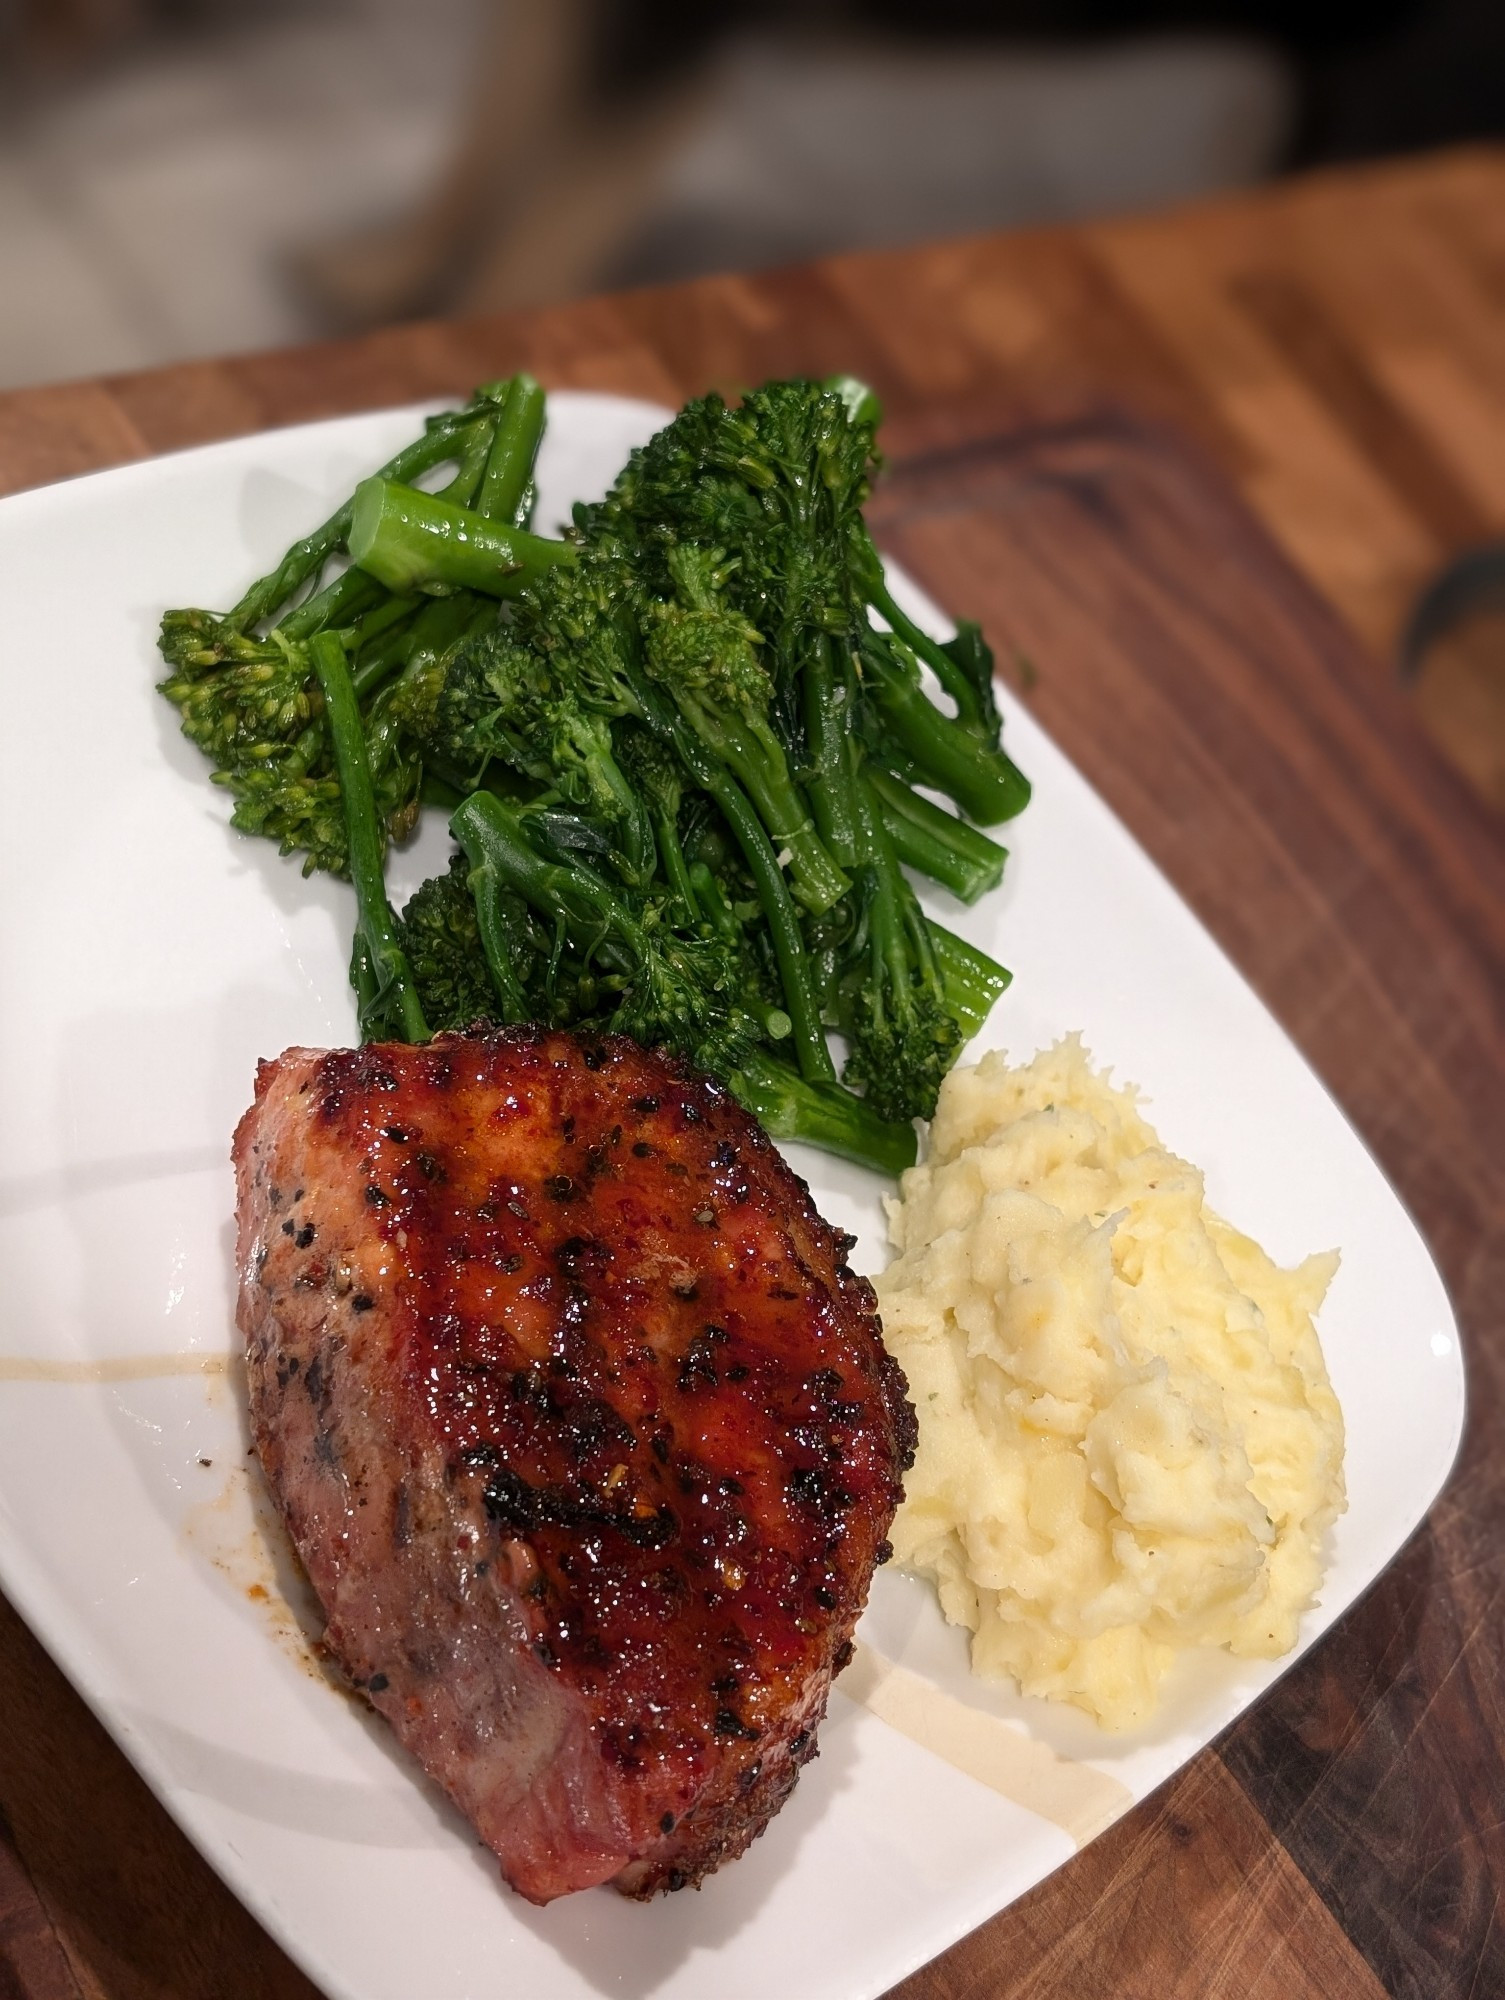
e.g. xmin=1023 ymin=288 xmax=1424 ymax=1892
xmin=876 ymin=1037 xmax=1346 ymax=1730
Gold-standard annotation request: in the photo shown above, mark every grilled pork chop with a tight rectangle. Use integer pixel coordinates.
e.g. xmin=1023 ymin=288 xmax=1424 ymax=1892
xmin=233 ymin=1027 xmax=914 ymax=1903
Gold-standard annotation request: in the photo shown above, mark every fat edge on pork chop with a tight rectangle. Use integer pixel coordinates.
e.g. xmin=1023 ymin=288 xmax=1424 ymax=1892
xmin=233 ymin=1026 xmax=916 ymax=1904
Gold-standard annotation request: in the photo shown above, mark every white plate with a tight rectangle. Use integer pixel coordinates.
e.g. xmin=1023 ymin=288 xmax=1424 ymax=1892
xmin=0 ymin=393 xmax=1464 ymax=2000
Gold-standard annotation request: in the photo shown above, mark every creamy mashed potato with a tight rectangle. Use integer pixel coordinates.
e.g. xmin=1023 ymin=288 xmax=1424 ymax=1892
xmin=876 ymin=1037 xmax=1346 ymax=1730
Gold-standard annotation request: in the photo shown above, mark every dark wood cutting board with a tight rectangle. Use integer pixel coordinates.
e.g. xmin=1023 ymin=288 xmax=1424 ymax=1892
xmin=0 ymin=404 xmax=1501 ymax=2000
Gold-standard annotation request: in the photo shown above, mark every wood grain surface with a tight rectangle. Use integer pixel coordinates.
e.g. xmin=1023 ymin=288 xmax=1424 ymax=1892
xmin=0 ymin=145 xmax=1502 ymax=2000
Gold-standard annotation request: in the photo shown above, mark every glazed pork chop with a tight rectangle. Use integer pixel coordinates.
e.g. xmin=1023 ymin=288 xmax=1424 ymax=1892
xmin=233 ymin=1026 xmax=915 ymax=1903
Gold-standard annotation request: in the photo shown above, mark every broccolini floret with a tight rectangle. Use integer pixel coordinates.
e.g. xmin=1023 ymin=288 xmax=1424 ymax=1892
xmin=396 ymin=852 xmax=500 ymax=1032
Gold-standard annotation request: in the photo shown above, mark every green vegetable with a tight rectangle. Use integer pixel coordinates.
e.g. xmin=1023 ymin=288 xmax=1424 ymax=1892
xmin=838 ymin=755 xmax=961 ymax=1123
xmin=475 ymin=373 xmax=547 ymax=526
xmin=641 ymin=544 xmax=850 ymax=917
xmin=451 ymin=790 xmax=763 ymax=1083
xmin=866 ymin=763 xmax=1007 ymax=904
xmin=396 ymin=851 xmax=500 ymax=1030
xmin=428 ymin=617 xmax=657 ymax=886
xmin=159 ymin=373 xmax=1031 ymax=1177
xmin=928 ymin=919 xmax=1014 ymax=1039
xmin=858 ymin=628 xmax=1031 ymax=825
xmin=347 ymin=479 xmax=575 ymax=598
xmin=729 ymin=1050 xmax=917 ymax=1175
xmin=306 ymin=632 xmax=429 ymax=1044
xmin=224 ymin=381 xmax=516 ymax=635
xmin=157 ymin=372 xmax=551 ymax=877
xmin=664 ymin=716 xmax=837 ymax=1087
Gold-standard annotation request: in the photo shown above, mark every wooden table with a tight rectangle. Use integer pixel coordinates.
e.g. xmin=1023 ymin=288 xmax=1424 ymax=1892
xmin=1 ymin=145 xmax=1502 ymax=2000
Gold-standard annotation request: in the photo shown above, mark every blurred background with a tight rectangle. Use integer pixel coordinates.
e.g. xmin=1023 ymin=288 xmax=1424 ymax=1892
xmin=0 ymin=0 xmax=1502 ymax=395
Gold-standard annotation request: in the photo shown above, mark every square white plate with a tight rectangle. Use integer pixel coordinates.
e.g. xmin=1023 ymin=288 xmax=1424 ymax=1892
xmin=0 ymin=392 xmax=1464 ymax=2000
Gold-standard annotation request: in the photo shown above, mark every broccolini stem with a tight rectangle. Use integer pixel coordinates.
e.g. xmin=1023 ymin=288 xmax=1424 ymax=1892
xmin=451 ymin=790 xmax=641 ymax=977
xmin=679 ymin=863 xmax=793 ymax=1046
xmin=277 ymin=565 xmax=386 ymax=642
xmin=355 ymin=591 xmax=482 ymax=702
xmin=850 ymin=760 xmax=917 ymax=1036
xmin=595 ymin=756 xmax=657 ymax=889
xmin=227 ymin=409 xmax=494 ymax=633
xmin=666 ymin=722 xmax=837 ymax=1087
xmin=348 ymin=479 xmax=576 ymax=597
xmin=866 ymin=764 xmax=1008 ymax=903
xmin=474 ymin=374 xmax=546 ymax=525
xmin=926 ymin=919 xmax=1012 ymax=1039
xmin=864 ymin=536 xmax=995 ymax=745
xmin=420 ymin=769 xmax=465 ymax=810
xmin=447 ymin=797 xmax=533 ymax=1023
xmin=650 ymin=801 xmax=701 ymax=920
xmin=436 ymin=415 xmax=497 ymax=509
xmin=860 ymin=633 xmax=1031 ymax=825
xmin=686 ymin=860 xmax=734 ymax=941
xmin=676 ymin=692 xmax=850 ymax=916
xmin=305 ymin=632 xmax=430 ymax=1043
xmin=349 ymin=588 xmax=424 ymax=652
xmin=801 ymin=633 xmax=859 ymax=868
xmin=349 ymin=602 xmax=426 ymax=698
xmin=730 ymin=1051 xmax=916 ymax=1176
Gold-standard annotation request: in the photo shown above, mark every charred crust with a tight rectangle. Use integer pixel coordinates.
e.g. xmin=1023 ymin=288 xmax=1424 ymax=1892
xmin=618 ymin=1732 xmax=808 ymax=1899
xmin=677 ymin=1324 xmax=728 ymax=1393
xmin=555 ymin=1235 xmax=610 ymax=1282
xmin=787 ymin=1464 xmax=854 ymax=1516
xmin=481 ymin=1465 xmax=678 ymax=1550
xmin=878 ymin=1349 xmax=919 ymax=1470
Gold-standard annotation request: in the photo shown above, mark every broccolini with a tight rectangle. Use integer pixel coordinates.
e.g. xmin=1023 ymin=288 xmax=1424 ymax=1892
xmin=158 ymin=372 xmax=1031 ymax=1176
